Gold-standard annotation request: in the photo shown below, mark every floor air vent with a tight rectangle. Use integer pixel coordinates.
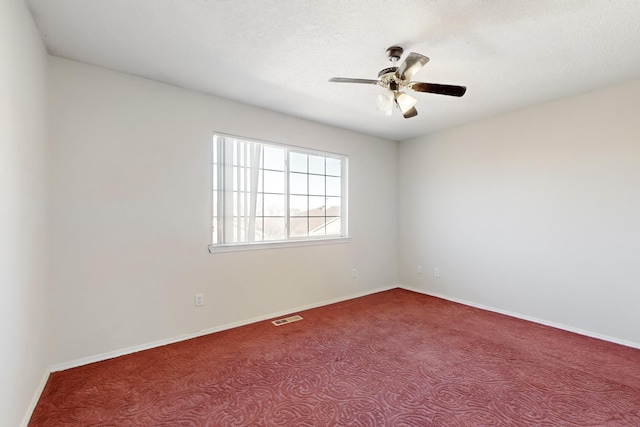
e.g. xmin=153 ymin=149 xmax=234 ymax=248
xmin=271 ymin=315 xmax=303 ymax=326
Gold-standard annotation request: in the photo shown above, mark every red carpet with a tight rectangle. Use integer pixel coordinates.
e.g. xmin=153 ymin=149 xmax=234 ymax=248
xmin=30 ymin=289 xmax=640 ymax=426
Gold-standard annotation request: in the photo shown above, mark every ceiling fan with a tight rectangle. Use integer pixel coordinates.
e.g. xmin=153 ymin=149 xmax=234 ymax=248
xmin=329 ymin=46 xmax=466 ymax=118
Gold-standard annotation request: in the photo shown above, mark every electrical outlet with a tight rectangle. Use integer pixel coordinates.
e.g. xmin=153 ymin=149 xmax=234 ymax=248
xmin=352 ymin=268 xmax=358 ymax=278
xmin=417 ymin=265 xmax=423 ymax=275
xmin=434 ymin=267 xmax=440 ymax=278
xmin=194 ymin=293 xmax=204 ymax=307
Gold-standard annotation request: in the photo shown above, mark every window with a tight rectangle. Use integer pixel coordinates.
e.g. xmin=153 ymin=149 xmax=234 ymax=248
xmin=209 ymin=133 xmax=348 ymax=252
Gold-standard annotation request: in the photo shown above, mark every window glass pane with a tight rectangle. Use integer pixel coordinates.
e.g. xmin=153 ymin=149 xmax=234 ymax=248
xmin=325 ymin=197 xmax=341 ymax=213
xmin=263 ymin=170 xmax=284 ymax=194
xmin=289 ymin=172 xmax=307 ymax=195
xmin=319 ymin=217 xmax=341 ymax=236
xmin=238 ymin=144 xmax=246 ymax=167
xmin=256 ymin=193 xmax=263 ymax=216
xmin=235 ymin=167 xmax=245 ymax=191
xmin=239 ymin=216 xmax=248 ymax=240
xmin=309 ymin=216 xmax=328 ymax=234
xmin=326 ymin=157 xmax=341 ymax=176
xmin=234 ymin=141 xmax=249 ymax=167
xmin=309 ymin=155 xmax=325 ymax=174
xmin=263 ymin=217 xmax=285 ymax=241
xmin=232 ymin=191 xmax=239 ymax=216
xmin=234 ymin=191 xmax=249 ymax=218
xmin=257 ymin=169 xmax=263 ymax=192
xmin=289 ymin=195 xmax=307 ymax=216
xmin=233 ymin=167 xmax=239 ymax=190
xmin=233 ymin=166 xmax=250 ymax=192
xmin=290 ymin=152 xmax=308 ymax=173
xmin=232 ymin=217 xmax=246 ymax=242
xmin=309 ymin=196 xmax=326 ymax=215
xmin=290 ymin=217 xmax=308 ymax=237
xmin=263 ymin=194 xmax=285 ymax=216
xmin=253 ymin=218 xmax=264 ymax=241
xmin=232 ymin=142 xmax=239 ymax=165
xmin=309 ymin=174 xmax=325 ymax=195
xmin=326 ymin=176 xmax=340 ymax=196
xmin=263 ymin=146 xmax=285 ymax=171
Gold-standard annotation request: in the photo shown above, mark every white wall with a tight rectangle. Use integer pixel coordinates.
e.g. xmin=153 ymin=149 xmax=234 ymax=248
xmin=0 ymin=0 xmax=51 ymax=425
xmin=49 ymin=57 xmax=398 ymax=366
xmin=398 ymin=78 xmax=640 ymax=347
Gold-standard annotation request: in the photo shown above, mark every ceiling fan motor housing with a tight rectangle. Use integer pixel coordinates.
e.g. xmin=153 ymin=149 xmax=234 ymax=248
xmin=378 ymin=66 xmax=398 ymax=78
xmin=386 ymin=46 xmax=404 ymax=62
xmin=380 ymin=46 xmax=404 ymax=86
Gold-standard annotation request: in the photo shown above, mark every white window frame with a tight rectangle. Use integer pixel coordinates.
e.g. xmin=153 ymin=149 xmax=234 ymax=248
xmin=208 ymin=132 xmax=349 ymax=253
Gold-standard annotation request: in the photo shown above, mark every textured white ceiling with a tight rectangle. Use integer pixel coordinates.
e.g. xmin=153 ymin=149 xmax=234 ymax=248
xmin=26 ymin=0 xmax=640 ymax=141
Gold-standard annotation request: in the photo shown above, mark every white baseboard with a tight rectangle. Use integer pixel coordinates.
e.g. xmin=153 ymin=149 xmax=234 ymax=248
xmin=20 ymin=368 xmax=50 ymax=427
xmin=399 ymin=284 xmax=640 ymax=350
xmin=51 ymin=285 xmax=396 ymax=372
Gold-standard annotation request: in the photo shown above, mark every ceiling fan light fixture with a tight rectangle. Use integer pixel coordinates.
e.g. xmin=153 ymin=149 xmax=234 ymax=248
xmin=402 ymin=106 xmax=418 ymax=119
xmin=376 ymin=94 xmax=393 ymax=116
xmin=394 ymin=92 xmax=417 ymax=114
xmin=376 ymin=92 xmax=394 ymax=115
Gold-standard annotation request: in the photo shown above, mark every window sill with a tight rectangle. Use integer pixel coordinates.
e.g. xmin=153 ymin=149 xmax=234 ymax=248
xmin=208 ymin=237 xmax=351 ymax=253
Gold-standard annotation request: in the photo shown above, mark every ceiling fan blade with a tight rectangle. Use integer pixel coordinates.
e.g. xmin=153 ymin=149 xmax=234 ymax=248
xmin=395 ymin=52 xmax=429 ymax=81
xmin=408 ymin=82 xmax=467 ymax=97
xmin=394 ymin=92 xmax=418 ymax=118
xmin=329 ymin=77 xmax=379 ymax=85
